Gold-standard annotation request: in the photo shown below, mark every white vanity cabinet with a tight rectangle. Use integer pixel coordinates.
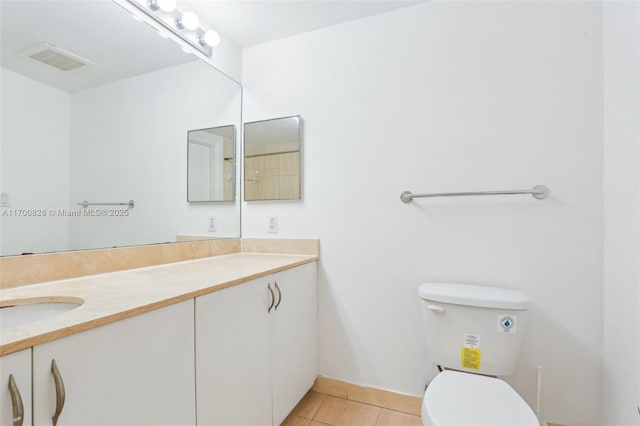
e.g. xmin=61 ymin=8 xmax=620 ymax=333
xmin=195 ymin=261 xmax=317 ymax=426
xmin=0 ymin=348 xmax=32 ymax=426
xmin=195 ymin=277 xmax=272 ymax=426
xmin=270 ymin=263 xmax=319 ymax=424
xmin=31 ymin=300 xmax=195 ymax=426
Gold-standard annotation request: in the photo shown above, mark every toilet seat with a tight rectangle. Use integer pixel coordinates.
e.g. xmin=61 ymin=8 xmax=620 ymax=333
xmin=422 ymin=370 xmax=539 ymax=426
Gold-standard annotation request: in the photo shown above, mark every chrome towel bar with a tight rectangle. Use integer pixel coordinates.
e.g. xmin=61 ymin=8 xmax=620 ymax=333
xmin=77 ymin=200 xmax=135 ymax=209
xmin=400 ymin=185 xmax=549 ymax=203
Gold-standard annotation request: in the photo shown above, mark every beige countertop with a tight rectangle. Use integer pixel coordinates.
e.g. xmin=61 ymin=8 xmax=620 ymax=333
xmin=0 ymin=253 xmax=317 ymax=356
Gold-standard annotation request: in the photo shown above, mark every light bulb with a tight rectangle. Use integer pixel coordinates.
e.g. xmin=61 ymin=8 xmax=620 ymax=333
xmin=149 ymin=0 xmax=175 ymax=12
xmin=157 ymin=0 xmax=176 ymax=12
xmin=201 ymin=30 xmax=220 ymax=47
xmin=178 ymin=11 xmax=199 ymax=30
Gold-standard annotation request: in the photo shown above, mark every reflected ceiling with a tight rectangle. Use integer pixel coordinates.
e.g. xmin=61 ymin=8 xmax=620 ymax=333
xmin=0 ymin=0 xmax=196 ymax=93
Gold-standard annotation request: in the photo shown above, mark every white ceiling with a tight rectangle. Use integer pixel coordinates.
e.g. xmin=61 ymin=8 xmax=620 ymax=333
xmin=184 ymin=1 xmax=425 ymax=48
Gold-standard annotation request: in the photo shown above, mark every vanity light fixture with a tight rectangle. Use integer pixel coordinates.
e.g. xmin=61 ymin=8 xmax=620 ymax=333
xmin=122 ymin=0 xmax=218 ymax=58
xmin=201 ymin=30 xmax=220 ymax=47
xmin=177 ymin=11 xmax=199 ymax=30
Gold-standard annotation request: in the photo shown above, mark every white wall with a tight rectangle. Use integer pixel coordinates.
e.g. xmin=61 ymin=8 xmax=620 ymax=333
xmin=242 ymin=2 xmax=603 ymax=424
xmin=70 ymin=60 xmax=241 ymax=249
xmin=0 ymin=67 xmax=71 ymax=255
xmin=602 ymin=1 xmax=640 ymax=424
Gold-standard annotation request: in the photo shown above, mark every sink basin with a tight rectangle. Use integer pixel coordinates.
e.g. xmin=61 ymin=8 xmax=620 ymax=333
xmin=0 ymin=298 xmax=83 ymax=330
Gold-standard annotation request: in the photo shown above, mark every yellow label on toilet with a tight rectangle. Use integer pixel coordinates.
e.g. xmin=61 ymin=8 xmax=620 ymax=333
xmin=461 ymin=347 xmax=481 ymax=370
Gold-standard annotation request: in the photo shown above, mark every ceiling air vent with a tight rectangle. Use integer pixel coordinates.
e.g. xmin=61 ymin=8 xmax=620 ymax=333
xmin=18 ymin=43 xmax=96 ymax=71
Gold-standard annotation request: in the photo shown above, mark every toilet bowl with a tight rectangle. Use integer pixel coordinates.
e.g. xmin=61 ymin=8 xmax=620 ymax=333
xmin=422 ymin=370 xmax=538 ymax=426
xmin=419 ymin=282 xmax=538 ymax=426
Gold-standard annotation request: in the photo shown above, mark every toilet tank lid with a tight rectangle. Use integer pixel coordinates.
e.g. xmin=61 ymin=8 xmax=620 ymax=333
xmin=419 ymin=282 xmax=530 ymax=310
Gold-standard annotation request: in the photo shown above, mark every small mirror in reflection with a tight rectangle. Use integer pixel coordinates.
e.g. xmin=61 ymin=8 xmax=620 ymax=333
xmin=244 ymin=116 xmax=302 ymax=201
xmin=188 ymin=125 xmax=236 ymax=202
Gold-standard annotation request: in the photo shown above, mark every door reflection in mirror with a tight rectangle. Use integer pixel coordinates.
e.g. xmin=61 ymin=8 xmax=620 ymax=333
xmin=188 ymin=126 xmax=236 ymax=202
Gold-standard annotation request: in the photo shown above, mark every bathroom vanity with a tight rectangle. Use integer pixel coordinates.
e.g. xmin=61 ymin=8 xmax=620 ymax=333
xmin=0 ymin=252 xmax=318 ymax=426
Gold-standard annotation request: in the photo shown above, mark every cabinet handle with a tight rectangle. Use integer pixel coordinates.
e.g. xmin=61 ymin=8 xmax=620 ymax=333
xmin=51 ymin=359 xmax=65 ymax=426
xmin=8 ymin=374 xmax=24 ymax=426
xmin=274 ymin=282 xmax=282 ymax=311
xmin=267 ymin=283 xmax=275 ymax=313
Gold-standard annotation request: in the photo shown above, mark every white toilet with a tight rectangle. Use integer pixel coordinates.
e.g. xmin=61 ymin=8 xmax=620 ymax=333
xmin=419 ymin=282 xmax=539 ymax=426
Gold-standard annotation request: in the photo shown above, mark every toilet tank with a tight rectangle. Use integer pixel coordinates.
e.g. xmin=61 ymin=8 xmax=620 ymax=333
xmin=419 ymin=282 xmax=530 ymax=377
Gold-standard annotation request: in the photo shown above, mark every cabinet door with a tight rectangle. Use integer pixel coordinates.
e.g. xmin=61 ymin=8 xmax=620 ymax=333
xmin=272 ymin=262 xmax=318 ymax=425
xmin=32 ymin=300 xmax=195 ymax=426
xmin=0 ymin=349 xmax=32 ymax=426
xmin=195 ymin=278 xmax=272 ymax=426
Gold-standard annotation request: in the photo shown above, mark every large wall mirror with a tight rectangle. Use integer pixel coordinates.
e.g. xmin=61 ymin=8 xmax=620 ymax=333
xmin=244 ymin=116 xmax=302 ymax=201
xmin=0 ymin=0 xmax=241 ymax=256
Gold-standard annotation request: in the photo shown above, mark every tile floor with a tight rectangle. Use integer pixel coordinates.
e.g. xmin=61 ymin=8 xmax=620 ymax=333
xmin=282 ymin=391 xmax=422 ymax=426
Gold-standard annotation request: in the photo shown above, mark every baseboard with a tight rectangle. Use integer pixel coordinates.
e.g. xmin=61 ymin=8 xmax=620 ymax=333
xmin=311 ymin=376 xmax=423 ymax=416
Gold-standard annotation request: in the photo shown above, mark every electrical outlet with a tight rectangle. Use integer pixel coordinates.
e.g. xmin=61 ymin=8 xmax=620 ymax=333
xmin=268 ymin=215 xmax=278 ymax=233
xmin=208 ymin=216 xmax=217 ymax=233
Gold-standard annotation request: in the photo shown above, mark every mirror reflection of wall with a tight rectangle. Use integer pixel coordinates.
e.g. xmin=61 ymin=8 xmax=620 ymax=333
xmin=188 ymin=126 xmax=235 ymax=202
xmin=0 ymin=0 xmax=241 ymax=256
xmin=244 ymin=116 xmax=302 ymax=201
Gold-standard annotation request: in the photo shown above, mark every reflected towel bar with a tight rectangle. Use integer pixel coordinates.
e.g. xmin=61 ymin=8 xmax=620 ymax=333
xmin=77 ymin=200 xmax=135 ymax=209
xmin=400 ymin=185 xmax=549 ymax=203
